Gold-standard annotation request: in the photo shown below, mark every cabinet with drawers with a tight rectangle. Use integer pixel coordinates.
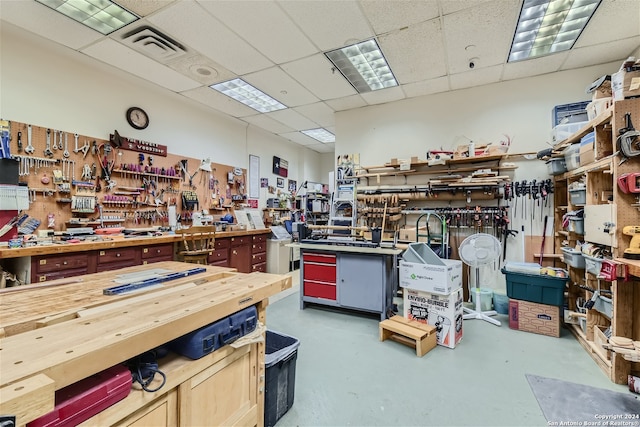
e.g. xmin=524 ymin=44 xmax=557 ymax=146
xmin=229 ymin=236 xmax=252 ymax=273
xmin=209 ymin=238 xmax=230 ymax=267
xmin=96 ymin=247 xmax=140 ymax=272
xmin=251 ymin=234 xmax=267 ymax=273
xmin=302 ymin=252 xmax=337 ymax=301
xmin=31 ymin=253 xmax=92 ymax=283
xmin=141 ymin=243 xmax=174 ymax=265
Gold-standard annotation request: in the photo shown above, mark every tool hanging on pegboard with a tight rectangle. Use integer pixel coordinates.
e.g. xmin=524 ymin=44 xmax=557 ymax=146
xmin=617 ymin=112 xmax=640 ymax=164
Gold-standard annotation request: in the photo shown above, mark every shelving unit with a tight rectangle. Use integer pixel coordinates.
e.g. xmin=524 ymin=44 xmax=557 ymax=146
xmin=551 ymin=98 xmax=640 ymax=384
xmin=305 ymin=191 xmax=330 ymax=225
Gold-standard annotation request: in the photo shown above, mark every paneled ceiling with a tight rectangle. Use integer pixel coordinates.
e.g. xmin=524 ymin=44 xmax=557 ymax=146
xmin=2 ymin=0 xmax=640 ymax=153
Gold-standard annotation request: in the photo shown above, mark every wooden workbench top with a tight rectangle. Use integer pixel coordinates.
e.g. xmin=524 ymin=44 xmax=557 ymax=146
xmin=0 ymin=228 xmax=271 ymax=259
xmin=0 ymin=261 xmax=292 ymax=424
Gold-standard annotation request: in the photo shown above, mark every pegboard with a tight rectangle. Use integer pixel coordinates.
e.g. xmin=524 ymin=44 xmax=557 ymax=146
xmin=611 ymin=99 xmax=640 ymax=258
xmin=5 ymin=120 xmax=246 ymax=232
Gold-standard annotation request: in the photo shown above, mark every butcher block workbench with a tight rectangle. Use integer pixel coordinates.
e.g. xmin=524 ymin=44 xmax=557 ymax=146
xmin=0 ymin=261 xmax=292 ymax=426
xmin=0 ymin=228 xmax=271 ymax=283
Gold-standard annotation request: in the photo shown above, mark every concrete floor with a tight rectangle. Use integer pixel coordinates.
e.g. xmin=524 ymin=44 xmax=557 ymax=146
xmin=266 ymin=272 xmax=629 ymax=427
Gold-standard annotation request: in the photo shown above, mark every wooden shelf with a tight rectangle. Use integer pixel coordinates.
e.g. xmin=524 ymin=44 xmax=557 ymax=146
xmin=558 ymin=155 xmax=615 ymax=180
xmin=615 ymin=257 xmax=640 ymax=278
xmin=553 ymin=106 xmax=614 ymax=151
xmin=534 ymin=253 xmax=562 ymax=259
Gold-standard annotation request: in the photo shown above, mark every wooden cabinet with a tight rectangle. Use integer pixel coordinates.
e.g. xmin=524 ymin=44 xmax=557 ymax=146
xmin=97 ymin=247 xmax=140 ymax=272
xmin=31 ymin=253 xmax=91 ymax=283
xmin=229 ymin=235 xmax=252 ymax=273
xmin=141 ymin=243 xmax=174 ymax=265
xmin=251 ymin=234 xmax=267 ymax=273
xmin=209 ymin=238 xmax=230 ymax=267
xmin=552 ymin=98 xmax=640 ymax=384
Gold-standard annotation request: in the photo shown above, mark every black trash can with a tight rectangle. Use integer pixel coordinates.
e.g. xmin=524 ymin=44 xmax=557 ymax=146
xmin=264 ymin=330 xmax=300 ymax=427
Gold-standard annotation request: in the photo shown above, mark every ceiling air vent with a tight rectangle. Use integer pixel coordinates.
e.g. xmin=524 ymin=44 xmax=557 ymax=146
xmin=120 ymin=25 xmax=187 ymax=63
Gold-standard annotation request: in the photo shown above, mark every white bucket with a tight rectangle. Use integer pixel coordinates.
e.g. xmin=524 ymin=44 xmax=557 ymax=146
xmin=470 ymin=288 xmax=493 ymax=311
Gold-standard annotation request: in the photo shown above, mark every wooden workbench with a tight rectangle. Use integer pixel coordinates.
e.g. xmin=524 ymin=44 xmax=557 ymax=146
xmin=0 ymin=261 xmax=292 ymax=426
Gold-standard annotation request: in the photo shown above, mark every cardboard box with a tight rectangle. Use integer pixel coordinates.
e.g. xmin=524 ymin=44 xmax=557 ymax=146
xmin=400 ymin=259 xmax=462 ymax=294
xmin=403 ymin=287 xmax=463 ymax=349
xmin=586 ymin=98 xmax=613 ymax=121
xmin=612 ymin=70 xmax=640 ymax=101
xmin=508 ymin=299 xmax=562 ymax=338
xmin=398 ymin=226 xmax=427 ymax=242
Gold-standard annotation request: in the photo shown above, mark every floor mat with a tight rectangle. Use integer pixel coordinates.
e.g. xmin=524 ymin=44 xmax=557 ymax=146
xmin=526 ymin=374 xmax=640 ymax=423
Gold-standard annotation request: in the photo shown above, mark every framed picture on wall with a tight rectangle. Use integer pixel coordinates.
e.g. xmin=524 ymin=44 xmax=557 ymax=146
xmin=288 ymin=179 xmax=297 ymax=193
xmin=277 ymin=177 xmax=284 ymax=188
xmin=260 ymin=178 xmax=268 ymax=188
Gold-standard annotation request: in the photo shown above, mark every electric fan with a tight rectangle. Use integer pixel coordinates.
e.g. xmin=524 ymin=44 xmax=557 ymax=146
xmin=458 ymin=233 xmax=502 ymax=326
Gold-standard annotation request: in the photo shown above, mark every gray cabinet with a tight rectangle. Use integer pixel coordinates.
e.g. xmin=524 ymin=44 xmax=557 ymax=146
xmin=337 ymin=253 xmax=385 ymax=312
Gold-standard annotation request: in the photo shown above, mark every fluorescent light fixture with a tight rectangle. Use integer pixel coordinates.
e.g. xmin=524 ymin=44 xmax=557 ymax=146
xmin=325 ymin=39 xmax=398 ymax=93
xmin=210 ymin=78 xmax=287 ymax=113
xmin=36 ymin=0 xmax=139 ymax=35
xmin=301 ymin=128 xmax=335 ymax=143
xmin=508 ymin=0 xmax=601 ymax=62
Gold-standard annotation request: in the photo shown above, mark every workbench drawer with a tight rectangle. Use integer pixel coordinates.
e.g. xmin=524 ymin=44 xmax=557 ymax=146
xmin=35 ymin=268 xmax=88 ymax=283
xmin=215 ymin=239 xmax=230 ymax=250
xmin=304 ymin=280 xmax=337 ymax=300
xmin=141 ymin=244 xmax=173 ymax=259
xmin=210 ymin=259 xmax=229 ymax=268
xmin=303 ymin=262 xmax=336 ymax=283
xmin=252 ymin=234 xmax=267 ymax=244
xmin=230 ymin=236 xmax=250 ymax=247
xmin=303 ymin=252 xmax=336 ymax=264
xmin=96 ymin=259 xmax=138 ymax=272
xmin=142 ymin=255 xmax=173 ymax=265
xmin=252 ymin=262 xmax=266 ymax=273
xmin=252 ymin=252 xmax=266 ymax=264
xmin=97 ymin=247 xmax=138 ymax=264
xmin=252 ymin=241 xmax=266 ymax=253
xmin=209 ymin=248 xmax=229 ymax=263
xmin=35 ymin=253 xmax=90 ymax=273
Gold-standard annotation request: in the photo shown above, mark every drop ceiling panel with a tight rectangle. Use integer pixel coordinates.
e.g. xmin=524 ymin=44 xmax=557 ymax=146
xmin=360 ymin=0 xmax=439 ymax=34
xmin=279 ymin=131 xmax=319 ymax=146
xmin=378 ymin=19 xmax=446 ymax=84
xmin=281 ymin=54 xmax=357 ymax=100
xmin=166 ymin=53 xmax=236 ymax=86
xmin=147 ymin=0 xmax=273 ymax=75
xmin=443 ymin=1 xmax=519 ymax=74
xmin=502 ymin=53 xmax=567 ymax=81
xmin=198 ymin=0 xmax=318 ymax=64
xmin=575 ymin=0 xmax=640 ymax=47
xmin=243 ymin=67 xmax=319 ymax=108
xmin=360 ymin=86 xmax=406 ymax=106
xmin=402 ymin=76 xmax=450 ymax=98
xmin=266 ymin=109 xmax=319 ymax=130
xmin=181 ymin=86 xmax=260 ymax=118
xmin=440 ymin=0 xmax=495 ymax=16
xmin=278 ymin=0 xmax=374 ymax=51
xmin=115 ymin=0 xmax=175 ymax=17
xmin=81 ymin=39 xmax=201 ymax=92
xmin=449 ymin=65 xmax=502 ymax=91
xmin=243 ymin=114 xmax=295 ymax=134
xmin=308 ymin=143 xmax=335 ymax=153
xmin=1 ymin=1 xmax=104 ymax=50
xmin=293 ymin=103 xmax=335 ymax=128
xmin=562 ymin=38 xmax=640 ymax=70
xmin=325 ymin=95 xmax=368 ymax=111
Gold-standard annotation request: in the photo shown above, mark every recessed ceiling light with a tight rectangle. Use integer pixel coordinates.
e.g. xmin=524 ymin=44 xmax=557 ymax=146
xmin=508 ymin=0 xmax=601 ymax=62
xmin=325 ymin=39 xmax=398 ymax=93
xmin=301 ymin=128 xmax=335 ymax=143
xmin=210 ymin=78 xmax=287 ymax=113
xmin=35 ymin=0 xmax=139 ymax=35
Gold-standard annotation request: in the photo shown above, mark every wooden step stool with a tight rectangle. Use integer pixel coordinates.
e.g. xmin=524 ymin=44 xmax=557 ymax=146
xmin=379 ymin=315 xmax=437 ymax=357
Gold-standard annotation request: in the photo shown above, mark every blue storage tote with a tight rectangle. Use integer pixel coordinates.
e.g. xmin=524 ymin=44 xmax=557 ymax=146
xmin=265 ymin=330 xmax=300 ymax=427
xmin=501 ymin=268 xmax=568 ymax=307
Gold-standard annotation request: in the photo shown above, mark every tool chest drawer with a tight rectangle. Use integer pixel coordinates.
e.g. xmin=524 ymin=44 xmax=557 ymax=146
xmin=230 ymin=236 xmax=250 ymax=247
xmin=252 ymin=252 xmax=266 ymax=264
xmin=303 ymin=252 xmax=336 ymax=264
xmin=303 ymin=261 xmax=336 ymax=283
xmin=252 ymin=241 xmax=266 ymax=253
xmin=141 ymin=243 xmax=174 ymax=260
xmin=97 ymin=248 xmax=139 ymax=265
xmin=303 ymin=280 xmax=337 ymax=300
xmin=252 ymin=262 xmax=267 ymax=273
xmin=34 ymin=253 xmax=90 ymax=273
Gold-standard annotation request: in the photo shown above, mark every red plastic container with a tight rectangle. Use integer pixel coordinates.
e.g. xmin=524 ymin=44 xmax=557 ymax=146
xmin=27 ymin=365 xmax=132 ymax=427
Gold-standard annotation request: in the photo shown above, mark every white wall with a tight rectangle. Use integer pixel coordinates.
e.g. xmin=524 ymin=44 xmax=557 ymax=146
xmin=0 ymin=23 xmax=328 ymax=206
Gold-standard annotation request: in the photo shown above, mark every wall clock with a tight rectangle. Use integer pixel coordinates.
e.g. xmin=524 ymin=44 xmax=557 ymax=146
xmin=126 ymin=107 xmax=149 ymax=130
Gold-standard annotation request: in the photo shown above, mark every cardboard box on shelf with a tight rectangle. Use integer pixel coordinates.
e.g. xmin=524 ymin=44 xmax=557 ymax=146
xmin=612 ymin=69 xmax=640 ymax=101
xmin=508 ymin=299 xmax=562 ymax=338
xmin=403 ymin=287 xmax=463 ymax=349
xmin=586 ymin=98 xmax=613 ymax=121
xmin=398 ymin=226 xmax=427 ymax=242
